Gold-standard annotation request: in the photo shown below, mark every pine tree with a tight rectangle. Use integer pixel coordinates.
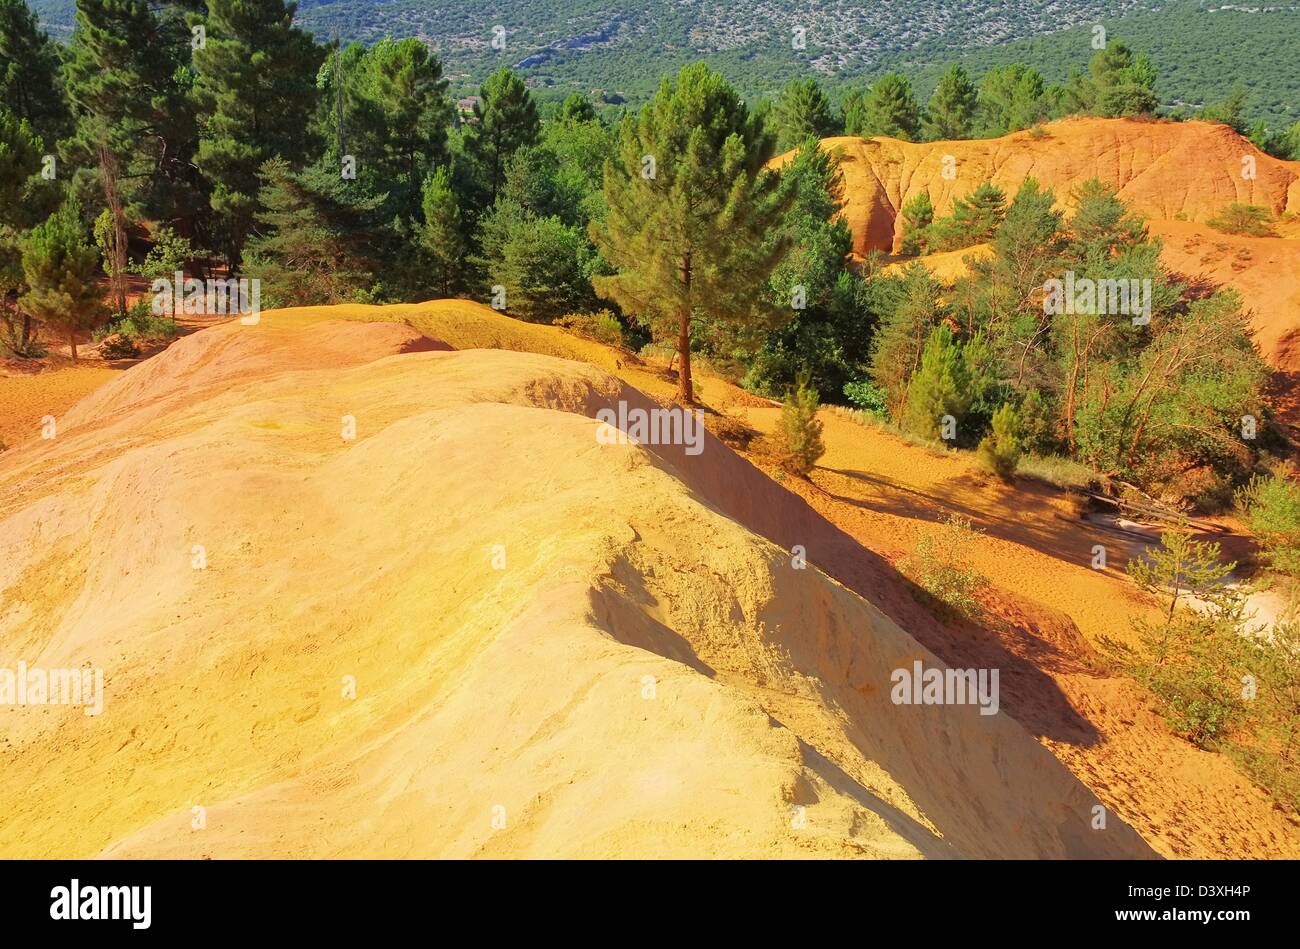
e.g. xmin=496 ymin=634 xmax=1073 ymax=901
xmin=192 ymin=0 xmax=324 ymax=266
xmin=1067 ymin=178 xmax=1148 ymax=266
xmin=0 ymin=108 xmax=40 ymax=223
xmin=65 ymin=3 xmax=195 ymax=187
xmin=977 ymin=402 xmax=1021 ymax=479
xmin=771 ymin=78 xmax=838 ymax=152
xmin=975 ymin=64 xmax=1050 ymax=136
xmin=419 ymin=166 xmax=465 ymax=297
xmin=899 ymin=190 xmax=934 ymax=255
xmin=0 ymin=108 xmax=42 ymax=355
xmin=1065 ymin=41 xmax=1158 ymax=118
xmin=840 ymin=88 xmax=866 ymax=137
xmin=929 ymin=181 xmax=1007 ymax=250
xmin=924 ymin=64 xmax=977 ymax=141
xmin=64 ymin=0 xmax=195 ymax=311
xmin=775 ymin=371 xmax=825 ymax=477
xmin=856 ymin=73 xmax=922 ymax=141
xmin=1107 ymin=531 xmax=1247 ymax=746
xmin=242 ymin=158 xmax=386 ymax=307
xmin=558 ymin=92 xmax=596 ymax=124
xmin=0 ymin=0 xmax=68 ymax=144
xmin=465 ymin=68 xmax=540 ymax=209
xmin=869 ymin=262 xmax=943 ymax=416
xmin=474 ymin=205 xmax=593 ymax=323
xmin=590 ymin=63 xmax=792 ymax=404
xmin=749 ymin=140 xmax=860 ymax=397
xmin=904 ymin=324 xmax=972 ymax=440
xmin=18 ymin=201 xmax=102 ymax=360
xmin=318 ymin=37 xmax=452 ymax=210
xmin=1198 ymin=85 xmax=1250 ymax=134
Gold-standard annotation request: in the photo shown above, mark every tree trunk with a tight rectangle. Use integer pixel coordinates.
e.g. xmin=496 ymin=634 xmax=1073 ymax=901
xmin=677 ymin=250 xmax=693 ymax=404
xmin=69 ymin=327 xmax=78 ymax=363
xmin=97 ymin=144 xmax=129 ymax=318
xmin=677 ymin=306 xmax=693 ymax=405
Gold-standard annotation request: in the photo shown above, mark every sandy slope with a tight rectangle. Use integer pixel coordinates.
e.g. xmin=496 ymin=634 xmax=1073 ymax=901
xmin=0 ymin=366 xmax=118 ymax=451
xmin=0 ymin=311 xmax=1152 ymax=859
xmin=735 ymin=406 xmax=1300 ymax=858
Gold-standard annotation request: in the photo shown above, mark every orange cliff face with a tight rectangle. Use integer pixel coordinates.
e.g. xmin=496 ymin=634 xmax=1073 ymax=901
xmin=775 ymin=118 xmax=1300 ymax=257
xmin=787 ymin=118 xmax=1300 ymax=371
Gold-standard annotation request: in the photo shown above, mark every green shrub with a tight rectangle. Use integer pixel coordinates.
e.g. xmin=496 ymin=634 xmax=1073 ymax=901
xmin=1207 ymin=203 xmax=1276 ymax=237
xmin=775 ymin=373 xmax=825 ymax=477
xmin=905 ymin=514 xmax=986 ymax=619
xmin=1236 ymin=473 xmax=1300 ymax=576
xmin=977 ymin=402 xmax=1021 ymax=479
xmin=556 ymin=309 xmax=626 ymax=348
xmin=1103 ymin=530 xmax=1247 ymax=747
xmin=842 ymin=379 xmax=887 ymax=416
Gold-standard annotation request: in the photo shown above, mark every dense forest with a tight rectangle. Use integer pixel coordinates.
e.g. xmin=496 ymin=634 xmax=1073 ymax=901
xmin=28 ymin=0 xmax=1299 ymax=128
xmin=0 ymin=0 xmax=1296 ymax=515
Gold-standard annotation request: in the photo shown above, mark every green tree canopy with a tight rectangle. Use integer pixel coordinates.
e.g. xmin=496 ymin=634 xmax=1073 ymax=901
xmin=465 ymin=68 xmax=541 ymax=210
xmin=589 ymin=62 xmax=791 ymax=403
xmin=924 ymin=64 xmax=978 ymax=141
xmin=193 ymin=0 xmax=324 ymax=265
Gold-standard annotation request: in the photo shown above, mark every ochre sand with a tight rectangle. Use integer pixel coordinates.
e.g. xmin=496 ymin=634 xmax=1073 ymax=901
xmin=2 ymin=302 xmax=1298 ymax=857
xmin=2 ymin=309 xmax=1156 ymax=859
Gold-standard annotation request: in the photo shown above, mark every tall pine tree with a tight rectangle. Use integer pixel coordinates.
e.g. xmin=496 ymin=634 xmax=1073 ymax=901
xmin=464 ymin=68 xmax=540 ymax=210
xmin=771 ymin=78 xmax=838 ymax=152
xmin=590 ymin=63 xmax=791 ymax=404
xmin=419 ymin=165 xmax=465 ymax=297
xmin=924 ymin=64 xmax=978 ymax=141
xmin=852 ymin=73 xmax=922 ymax=141
xmin=19 ymin=200 xmax=102 ymax=360
xmin=0 ymin=0 xmax=68 ymax=144
xmin=64 ymin=0 xmax=196 ymax=223
xmin=192 ymin=0 xmax=323 ymax=266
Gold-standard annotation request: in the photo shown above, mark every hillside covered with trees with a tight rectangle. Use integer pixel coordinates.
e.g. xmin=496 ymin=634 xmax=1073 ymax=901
xmin=0 ymin=0 xmax=1295 ymax=510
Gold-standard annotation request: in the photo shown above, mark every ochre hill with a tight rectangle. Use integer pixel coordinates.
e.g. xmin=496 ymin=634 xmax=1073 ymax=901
xmin=0 ymin=307 xmax=1155 ymax=859
xmin=785 ymin=118 xmax=1300 ymax=257
xmin=810 ymin=118 xmax=1300 ymax=371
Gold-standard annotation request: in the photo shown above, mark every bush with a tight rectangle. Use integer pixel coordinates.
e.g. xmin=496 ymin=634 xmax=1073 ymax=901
xmin=977 ymin=402 xmax=1021 ymax=479
xmin=1233 ymin=619 xmax=1300 ymax=809
xmin=1207 ymin=203 xmax=1276 ymax=237
xmin=1015 ymin=453 xmax=1094 ymax=490
xmin=556 ymin=309 xmax=626 ymax=348
xmin=905 ymin=514 xmax=986 ymax=619
xmin=775 ymin=373 xmax=825 ymax=477
xmin=1236 ymin=473 xmax=1300 ymax=576
xmin=98 ymin=333 xmax=140 ymax=359
xmin=842 ymin=379 xmax=887 ymax=416
xmin=95 ymin=301 xmax=181 ymax=345
xmin=1103 ymin=530 xmax=1247 ymax=747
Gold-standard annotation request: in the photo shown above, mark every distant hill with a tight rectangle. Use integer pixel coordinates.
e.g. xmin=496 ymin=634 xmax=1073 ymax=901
xmin=28 ymin=0 xmax=1300 ymax=126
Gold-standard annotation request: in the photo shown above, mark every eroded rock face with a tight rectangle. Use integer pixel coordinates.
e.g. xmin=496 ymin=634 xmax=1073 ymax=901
xmin=0 ymin=309 xmax=1152 ymax=859
xmin=779 ymin=118 xmax=1300 ymax=256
